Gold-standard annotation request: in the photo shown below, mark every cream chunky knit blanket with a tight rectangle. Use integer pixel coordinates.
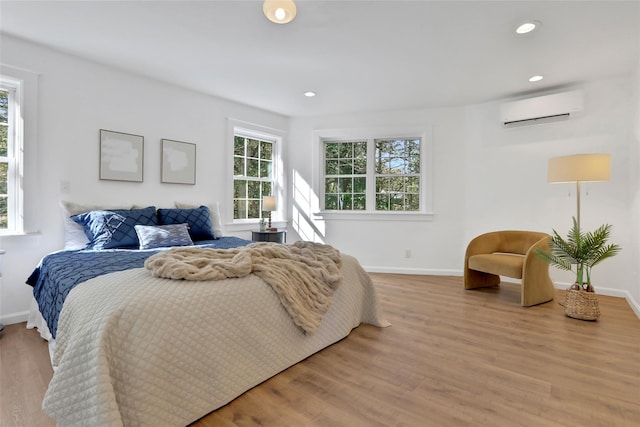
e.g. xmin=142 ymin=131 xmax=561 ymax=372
xmin=144 ymin=241 xmax=342 ymax=334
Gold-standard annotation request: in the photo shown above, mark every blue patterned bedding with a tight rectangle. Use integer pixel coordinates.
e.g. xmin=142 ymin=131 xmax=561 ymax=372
xmin=26 ymin=236 xmax=251 ymax=339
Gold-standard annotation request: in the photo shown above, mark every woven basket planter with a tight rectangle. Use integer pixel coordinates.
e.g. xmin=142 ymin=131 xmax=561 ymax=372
xmin=564 ymin=286 xmax=600 ymax=321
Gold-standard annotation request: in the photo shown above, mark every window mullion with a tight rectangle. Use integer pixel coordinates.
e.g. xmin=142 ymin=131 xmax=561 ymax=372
xmin=366 ymin=138 xmax=375 ymax=211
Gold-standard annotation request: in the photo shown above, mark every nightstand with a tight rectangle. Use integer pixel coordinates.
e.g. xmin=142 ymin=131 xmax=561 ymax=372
xmin=252 ymin=230 xmax=286 ymax=243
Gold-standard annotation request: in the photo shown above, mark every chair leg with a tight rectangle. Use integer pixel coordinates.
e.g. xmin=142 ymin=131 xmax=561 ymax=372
xmin=521 ymin=277 xmax=555 ymax=306
xmin=464 ymin=269 xmax=501 ymax=290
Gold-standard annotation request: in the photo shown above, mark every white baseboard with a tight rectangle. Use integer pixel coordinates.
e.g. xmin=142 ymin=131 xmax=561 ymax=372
xmin=0 ymin=310 xmax=29 ymax=326
xmin=364 ymin=267 xmax=640 ymax=320
xmin=363 ymin=266 xmax=460 ymax=276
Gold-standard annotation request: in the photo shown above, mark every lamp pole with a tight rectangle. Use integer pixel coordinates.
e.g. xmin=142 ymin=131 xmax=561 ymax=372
xmin=576 ymin=181 xmax=581 ymax=229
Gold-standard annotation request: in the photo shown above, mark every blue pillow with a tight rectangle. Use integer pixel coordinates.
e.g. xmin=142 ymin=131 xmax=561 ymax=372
xmin=157 ymin=205 xmax=215 ymax=241
xmin=72 ymin=206 xmax=158 ymax=249
xmin=134 ymin=223 xmax=194 ymax=250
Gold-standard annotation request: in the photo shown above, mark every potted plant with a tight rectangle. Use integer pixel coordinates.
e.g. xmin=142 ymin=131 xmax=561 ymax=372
xmin=535 ymin=217 xmax=621 ymax=320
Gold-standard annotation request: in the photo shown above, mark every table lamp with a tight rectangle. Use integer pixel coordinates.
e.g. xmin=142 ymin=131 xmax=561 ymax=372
xmin=262 ymin=196 xmax=276 ymax=229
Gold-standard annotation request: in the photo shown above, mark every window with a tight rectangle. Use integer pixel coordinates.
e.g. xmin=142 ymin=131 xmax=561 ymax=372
xmin=374 ymin=138 xmax=421 ymax=211
xmin=320 ymin=130 xmax=430 ymax=215
xmin=324 ymin=141 xmax=367 ymax=210
xmin=233 ymin=133 xmax=275 ymax=221
xmin=0 ymin=77 xmax=21 ymax=232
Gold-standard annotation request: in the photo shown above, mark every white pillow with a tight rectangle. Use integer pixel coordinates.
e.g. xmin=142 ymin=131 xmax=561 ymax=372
xmin=60 ymin=201 xmax=133 ymax=249
xmin=134 ymin=223 xmax=194 ymax=250
xmin=174 ymin=201 xmax=224 ymax=238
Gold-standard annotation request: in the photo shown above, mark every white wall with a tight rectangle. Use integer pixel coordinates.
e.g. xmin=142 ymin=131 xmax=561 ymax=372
xmin=288 ymin=75 xmax=638 ymax=309
xmin=631 ymin=52 xmax=640 ymax=306
xmin=462 ymin=78 xmax=636 ymax=302
xmin=0 ymin=35 xmax=288 ymax=324
xmin=288 ymin=108 xmax=467 ymax=274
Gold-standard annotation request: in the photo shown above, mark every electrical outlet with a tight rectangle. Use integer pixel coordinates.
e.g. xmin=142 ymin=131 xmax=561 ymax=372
xmin=60 ymin=180 xmax=70 ymax=193
xmin=405 ymin=249 xmax=411 ymax=258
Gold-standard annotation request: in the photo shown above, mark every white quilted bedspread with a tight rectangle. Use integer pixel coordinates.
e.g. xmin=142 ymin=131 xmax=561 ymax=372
xmin=43 ymin=254 xmax=390 ymax=426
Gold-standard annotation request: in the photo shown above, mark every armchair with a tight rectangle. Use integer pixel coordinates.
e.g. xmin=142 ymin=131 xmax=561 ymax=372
xmin=464 ymin=230 xmax=555 ymax=307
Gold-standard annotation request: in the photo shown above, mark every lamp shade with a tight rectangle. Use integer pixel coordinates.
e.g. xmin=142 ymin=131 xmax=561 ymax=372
xmin=262 ymin=196 xmax=277 ymax=212
xmin=263 ymin=0 xmax=297 ymax=24
xmin=547 ymin=154 xmax=610 ymax=183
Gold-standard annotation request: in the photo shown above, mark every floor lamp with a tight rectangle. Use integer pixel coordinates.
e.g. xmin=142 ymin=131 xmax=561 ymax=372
xmin=547 ymin=154 xmax=610 ymax=228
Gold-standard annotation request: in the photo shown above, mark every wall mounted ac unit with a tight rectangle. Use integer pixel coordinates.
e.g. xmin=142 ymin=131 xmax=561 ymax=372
xmin=501 ymin=89 xmax=584 ymax=128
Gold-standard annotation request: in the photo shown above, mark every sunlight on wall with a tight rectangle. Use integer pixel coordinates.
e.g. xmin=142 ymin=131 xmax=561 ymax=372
xmin=292 ymin=169 xmax=325 ymax=242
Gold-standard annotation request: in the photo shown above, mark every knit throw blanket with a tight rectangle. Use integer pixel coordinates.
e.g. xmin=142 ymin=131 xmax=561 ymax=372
xmin=144 ymin=241 xmax=342 ymax=334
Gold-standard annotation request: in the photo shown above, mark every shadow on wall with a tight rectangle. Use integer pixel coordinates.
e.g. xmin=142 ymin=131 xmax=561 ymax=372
xmin=292 ymin=170 xmax=325 ymax=243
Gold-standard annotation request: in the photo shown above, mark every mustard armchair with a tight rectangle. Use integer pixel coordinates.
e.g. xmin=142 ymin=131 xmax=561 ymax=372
xmin=464 ymin=230 xmax=555 ymax=307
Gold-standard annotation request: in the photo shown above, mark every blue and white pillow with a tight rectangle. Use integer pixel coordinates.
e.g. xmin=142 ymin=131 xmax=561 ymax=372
xmin=157 ymin=205 xmax=215 ymax=241
xmin=72 ymin=206 xmax=158 ymax=249
xmin=134 ymin=223 xmax=194 ymax=250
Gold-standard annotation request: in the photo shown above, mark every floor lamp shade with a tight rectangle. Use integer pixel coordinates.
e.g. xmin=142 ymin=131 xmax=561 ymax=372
xmin=547 ymin=153 xmax=610 ymax=228
xmin=547 ymin=154 xmax=610 ymax=183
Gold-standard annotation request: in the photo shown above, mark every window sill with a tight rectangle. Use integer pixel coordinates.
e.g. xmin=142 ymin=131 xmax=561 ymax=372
xmin=313 ymin=211 xmax=434 ymax=221
xmin=225 ymin=220 xmax=289 ymax=233
xmin=0 ymin=230 xmax=41 ymax=238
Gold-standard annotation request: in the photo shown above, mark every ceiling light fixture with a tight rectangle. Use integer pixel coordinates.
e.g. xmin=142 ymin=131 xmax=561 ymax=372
xmin=516 ymin=21 xmax=541 ymax=34
xmin=529 ymin=75 xmax=544 ymax=82
xmin=304 ymin=91 xmax=316 ymax=97
xmin=263 ymin=0 xmax=297 ymax=24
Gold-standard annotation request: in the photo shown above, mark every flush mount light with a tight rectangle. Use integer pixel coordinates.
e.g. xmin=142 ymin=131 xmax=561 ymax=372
xmin=529 ymin=75 xmax=544 ymax=82
xmin=304 ymin=91 xmax=316 ymax=97
xmin=516 ymin=21 xmax=541 ymax=34
xmin=263 ymin=0 xmax=297 ymax=24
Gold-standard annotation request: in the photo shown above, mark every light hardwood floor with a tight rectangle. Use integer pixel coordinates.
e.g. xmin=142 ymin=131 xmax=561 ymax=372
xmin=2 ymin=274 xmax=639 ymax=426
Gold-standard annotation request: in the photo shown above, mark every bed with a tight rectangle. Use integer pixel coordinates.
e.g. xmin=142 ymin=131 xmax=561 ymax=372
xmin=26 ymin=202 xmax=390 ymax=426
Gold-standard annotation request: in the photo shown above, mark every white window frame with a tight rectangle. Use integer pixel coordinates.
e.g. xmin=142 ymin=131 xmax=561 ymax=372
xmin=372 ymin=137 xmax=422 ymax=211
xmin=322 ymin=139 xmax=368 ymax=210
xmin=227 ymin=119 xmax=285 ymax=229
xmin=0 ymin=76 xmax=23 ymax=234
xmin=313 ymin=126 xmax=434 ymax=221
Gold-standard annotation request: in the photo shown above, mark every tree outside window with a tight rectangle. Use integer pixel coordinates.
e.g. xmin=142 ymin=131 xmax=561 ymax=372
xmin=324 ymin=141 xmax=367 ymax=210
xmin=322 ymin=137 xmax=421 ymax=212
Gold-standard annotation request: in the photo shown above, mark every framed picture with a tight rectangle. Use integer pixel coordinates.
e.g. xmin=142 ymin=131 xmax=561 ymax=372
xmin=99 ymin=129 xmax=144 ymax=182
xmin=161 ymin=139 xmax=196 ymax=185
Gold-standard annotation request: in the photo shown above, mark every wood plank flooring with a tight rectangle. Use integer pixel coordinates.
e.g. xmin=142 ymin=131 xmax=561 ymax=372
xmin=2 ymin=274 xmax=639 ymax=426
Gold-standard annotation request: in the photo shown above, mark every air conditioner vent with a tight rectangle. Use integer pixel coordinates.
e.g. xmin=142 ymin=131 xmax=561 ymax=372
xmin=501 ymin=90 xmax=584 ymax=128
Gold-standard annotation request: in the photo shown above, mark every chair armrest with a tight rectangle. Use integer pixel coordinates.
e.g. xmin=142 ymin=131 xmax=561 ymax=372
xmin=521 ymin=235 xmax=555 ymax=306
xmin=464 ymin=232 xmax=502 ymax=259
xmin=523 ymin=235 xmax=551 ymax=275
xmin=464 ymin=232 xmax=503 ymax=289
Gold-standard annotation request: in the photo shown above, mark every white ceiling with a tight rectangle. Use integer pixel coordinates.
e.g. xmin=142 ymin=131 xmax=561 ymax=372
xmin=1 ymin=1 xmax=638 ymax=117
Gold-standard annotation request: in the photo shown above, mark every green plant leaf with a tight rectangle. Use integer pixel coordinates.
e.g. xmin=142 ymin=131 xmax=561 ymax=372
xmin=534 ymin=217 xmax=621 ymax=285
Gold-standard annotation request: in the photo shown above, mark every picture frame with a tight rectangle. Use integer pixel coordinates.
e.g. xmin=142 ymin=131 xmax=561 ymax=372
xmin=99 ymin=129 xmax=144 ymax=182
xmin=161 ymin=139 xmax=196 ymax=185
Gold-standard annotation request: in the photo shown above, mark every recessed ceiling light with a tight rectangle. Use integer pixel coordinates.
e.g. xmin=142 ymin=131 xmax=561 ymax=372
xmin=304 ymin=91 xmax=316 ymax=97
xmin=516 ymin=21 xmax=541 ymax=34
xmin=529 ymin=75 xmax=544 ymax=82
